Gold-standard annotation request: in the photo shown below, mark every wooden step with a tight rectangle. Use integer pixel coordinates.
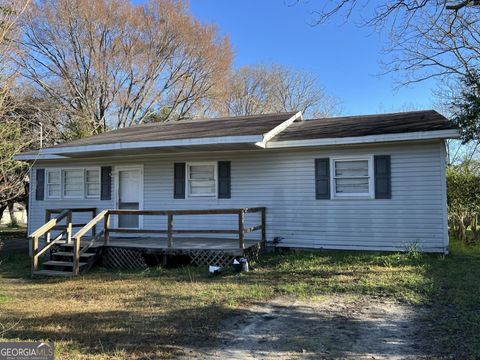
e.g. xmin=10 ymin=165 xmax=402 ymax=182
xmin=60 ymin=243 xmax=103 ymax=249
xmin=43 ymin=260 xmax=88 ymax=267
xmin=33 ymin=270 xmax=73 ymax=277
xmin=53 ymin=251 xmax=95 ymax=257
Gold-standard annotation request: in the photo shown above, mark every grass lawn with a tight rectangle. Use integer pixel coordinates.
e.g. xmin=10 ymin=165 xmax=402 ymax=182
xmin=0 ymin=229 xmax=479 ymax=359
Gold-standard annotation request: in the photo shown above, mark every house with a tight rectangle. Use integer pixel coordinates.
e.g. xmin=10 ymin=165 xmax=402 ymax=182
xmin=14 ymin=110 xmax=458 ymax=275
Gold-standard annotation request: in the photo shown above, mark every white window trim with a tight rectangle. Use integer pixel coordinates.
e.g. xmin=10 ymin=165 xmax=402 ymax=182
xmin=44 ymin=167 xmax=101 ymax=200
xmin=45 ymin=169 xmax=61 ymax=199
xmin=186 ymin=161 xmax=218 ymax=198
xmin=330 ymin=156 xmax=374 ymax=199
xmin=84 ymin=167 xmax=101 ymax=199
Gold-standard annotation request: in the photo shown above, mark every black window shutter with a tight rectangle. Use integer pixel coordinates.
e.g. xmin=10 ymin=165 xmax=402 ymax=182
xmin=218 ymin=161 xmax=231 ymax=199
xmin=315 ymin=158 xmax=330 ymax=199
xmin=174 ymin=163 xmax=186 ymax=199
xmin=374 ymin=155 xmax=391 ymax=199
xmin=100 ymin=166 xmax=112 ymax=200
xmin=35 ymin=168 xmax=45 ymax=201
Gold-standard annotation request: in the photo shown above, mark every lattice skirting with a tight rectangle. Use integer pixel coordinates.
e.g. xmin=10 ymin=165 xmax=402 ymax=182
xmin=102 ymin=247 xmax=148 ymax=270
xmin=101 ymin=242 xmax=266 ymax=269
xmin=189 ymin=243 xmax=265 ymax=267
xmin=244 ymin=242 xmax=264 ymax=263
xmin=189 ymin=250 xmax=234 ymax=267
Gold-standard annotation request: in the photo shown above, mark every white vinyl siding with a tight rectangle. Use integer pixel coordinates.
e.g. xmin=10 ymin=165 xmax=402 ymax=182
xmin=46 ymin=169 xmax=61 ymax=199
xmin=332 ymin=157 xmax=373 ymax=198
xmin=187 ymin=162 xmax=216 ymax=197
xmin=28 ymin=140 xmax=448 ymax=253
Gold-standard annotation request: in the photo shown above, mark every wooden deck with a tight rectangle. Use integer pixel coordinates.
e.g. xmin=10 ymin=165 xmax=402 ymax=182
xmin=108 ymin=237 xmax=261 ymax=254
xmin=70 ymin=236 xmax=262 ymax=255
xmin=32 ymin=207 xmax=266 ymax=276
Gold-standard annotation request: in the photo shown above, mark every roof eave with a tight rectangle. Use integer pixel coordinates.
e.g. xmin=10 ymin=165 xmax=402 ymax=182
xmin=266 ymin=129 xmax=460 ymax=148
xmin=30 ymin=112 xmax=304 ymax=156
xmin=36 ymin=135 xmax=265 ymax=156
xmin=13 ymin=153 xmax=68 ymax=161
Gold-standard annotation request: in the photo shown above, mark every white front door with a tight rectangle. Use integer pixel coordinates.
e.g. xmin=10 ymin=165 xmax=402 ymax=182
xmin=116 ymin=167 xmax=142 ymax=229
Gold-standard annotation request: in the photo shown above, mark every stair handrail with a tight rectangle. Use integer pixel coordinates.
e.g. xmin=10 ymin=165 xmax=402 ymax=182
xmin=30 ymin=209 xmax=70 ymax=238
xmin=72 ymin=210 xmax=108 ymax=275
xmin=30 ymin=209 xmax=72 ymax=275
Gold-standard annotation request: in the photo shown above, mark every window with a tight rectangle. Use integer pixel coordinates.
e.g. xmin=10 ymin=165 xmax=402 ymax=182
xmin=333 ymin=157 xmax=373 ymax=197
xmin=63 ymin=169 xmax=84 ymax=198
xmin=187 ymin=163 xmax=216 ymax=197
xmin=85 ymin=169 xmax=100 ymax=198
xmin=46 ymin=169 xmax=61 ymax=199
xmin=45 ymin=167 xmax=101 ymax=200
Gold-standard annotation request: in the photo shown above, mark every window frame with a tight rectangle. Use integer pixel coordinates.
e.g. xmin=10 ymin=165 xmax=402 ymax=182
xmin=62 ymin=168 xmax=85 ymax=199
xmin=45 ymin=169 xmax=61 ymax=199
xmin=84 ymin=167 xmax=101 ymax=199
xmin=186 ymin=161 xmax=218 ymax=198
xmin=330 ymin=156 xmax=374 ymax=199
xmin=44 ymin=167 xmax=101 ymax=200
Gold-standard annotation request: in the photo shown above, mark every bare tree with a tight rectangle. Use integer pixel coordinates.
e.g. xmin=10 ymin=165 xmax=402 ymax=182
xmin=306 ymin=1 xmax=478 ymax=27
xmin=0 ymin=114 xmax=32 ymax=219
xmin=223 ymin=64 xmax=341 ymax=117
xmin=0 ymin=0 xmax=30 ymax=112
xmin=15 ymin=0 xmax=232 ymax=137
xmin=0 ymin=0 xmax=32 ymax=226
xmin=295 ymin=1 xmax=480 ymax=85
xmin=294 ymin=0 xmax=480 ymax=157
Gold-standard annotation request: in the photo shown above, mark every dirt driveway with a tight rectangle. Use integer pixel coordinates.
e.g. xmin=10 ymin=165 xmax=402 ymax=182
xmin=182 ymin=295 xmax=430 ymax=359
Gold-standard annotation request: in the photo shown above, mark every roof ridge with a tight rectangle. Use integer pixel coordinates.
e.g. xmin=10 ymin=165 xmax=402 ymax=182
xmin=303 ymin=109 xmax=438 ymax=122
xmin=137 ymin=111 xmax=298 ymax=128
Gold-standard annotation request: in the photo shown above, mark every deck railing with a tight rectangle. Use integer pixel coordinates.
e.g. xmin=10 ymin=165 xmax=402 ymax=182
xmin=33 ymin=207 xmax=266 ymax=276
xmin=106 ymin=207 xmax=266 ymax=248
xmin=45 ymin=208 xmax=98 ymax=237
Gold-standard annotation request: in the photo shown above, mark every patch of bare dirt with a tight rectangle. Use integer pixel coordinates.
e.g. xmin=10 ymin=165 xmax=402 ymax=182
xmin=181 ymin=295 xmax=430 ymax=359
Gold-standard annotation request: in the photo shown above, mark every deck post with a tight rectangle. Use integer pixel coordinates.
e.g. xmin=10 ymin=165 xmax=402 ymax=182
xmin=167 ymin=214 xmax=173 ymax=248
xmin=31 ymin=236 xmax=39 ymax=274
xmin=261 ymin=207 xmax=266 ymax=245
xmin=44 ymin=210 xmax=51 ymax=243
xmin=103 ymin=212 xmax=110 ymax=245
xmin=66 ymin=210 xmax=73 ymax=244
xmin=238 ymin=210 xmax=245 ymax=249
xmin=44 ymin=209 xmax=51 ymax=224
xmin=73 ymin=236 xmax=81 ymax=276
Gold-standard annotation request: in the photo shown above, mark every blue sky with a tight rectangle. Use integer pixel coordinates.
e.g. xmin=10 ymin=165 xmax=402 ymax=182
xmin=189 ymin=0 xmax=437 ymax=116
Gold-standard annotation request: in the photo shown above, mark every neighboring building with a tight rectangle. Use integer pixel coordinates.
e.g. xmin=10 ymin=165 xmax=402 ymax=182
xmin=0 ymin=203 xmax=27 ymax=226
xmin=15 ymin=110 xmax=458 ymax=253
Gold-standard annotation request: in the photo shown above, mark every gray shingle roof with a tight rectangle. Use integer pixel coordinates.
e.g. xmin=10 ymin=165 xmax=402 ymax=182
xmin=47 ymin=112 xmax=297 ymax=149
xmin=272 ymin=110 xmax=454 ymax=141
xmin=15 ymin=110 xmax=457 ymax=159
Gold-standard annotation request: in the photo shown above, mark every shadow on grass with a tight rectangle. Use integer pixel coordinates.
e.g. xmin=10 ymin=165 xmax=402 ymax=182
xmin=1 ymin=305 xmax=231 ymax=358
xmin=417 ymin=240 xmax=480 ymax=358
xmin=1 ymin=300 xmax=428 ymax=359
xmin=0 ymin=253 xmax=31 ymax=279
xmin=1 ymin=240 xmax=480 ymax=358
xmin=0 ymin=227 xmax=28 ymax=257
